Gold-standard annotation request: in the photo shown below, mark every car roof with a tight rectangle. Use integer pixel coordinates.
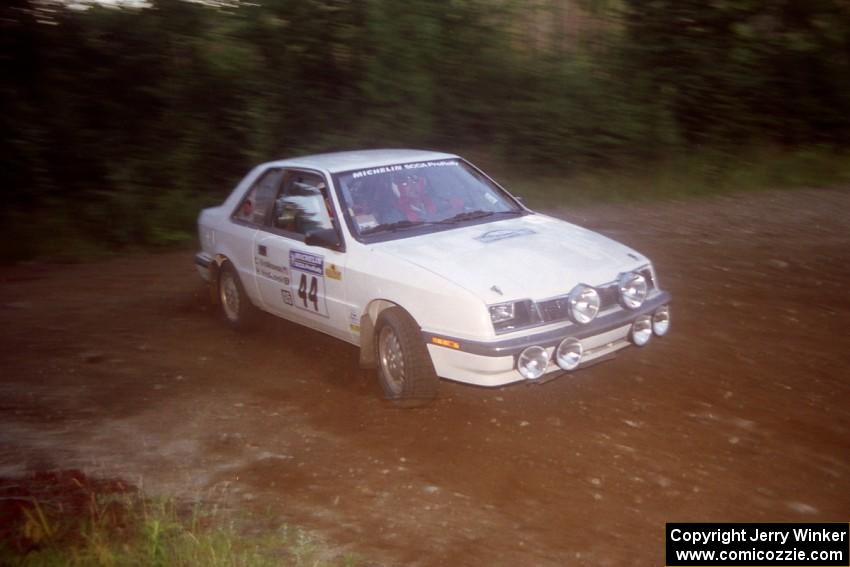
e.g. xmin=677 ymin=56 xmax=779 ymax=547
xmin=260 ymin=149 xmax=459 ymax=174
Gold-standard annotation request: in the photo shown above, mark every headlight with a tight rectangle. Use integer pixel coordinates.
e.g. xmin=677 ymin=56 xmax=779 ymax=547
xmin=489 ymin=300 xmax=538 ymax=333
xmin=489 ymin=302 xmax=515 ymax=324
xmin=568 ymin=285 xmax=600 ymax=324
xmin=618 ymin=271 xmax=647 ymax=309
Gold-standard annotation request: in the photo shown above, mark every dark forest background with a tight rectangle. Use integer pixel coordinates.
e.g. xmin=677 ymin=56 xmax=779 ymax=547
xmin=2 ymin=0 xmax=849 ymax=259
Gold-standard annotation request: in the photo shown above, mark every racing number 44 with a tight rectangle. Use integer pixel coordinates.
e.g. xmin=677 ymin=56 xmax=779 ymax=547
xmin=298 ymin=273 xmax=319 ymax=311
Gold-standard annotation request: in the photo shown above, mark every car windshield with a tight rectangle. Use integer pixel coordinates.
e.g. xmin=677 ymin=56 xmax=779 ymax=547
xmin=334 ymin=159 xmax=523 ymax=241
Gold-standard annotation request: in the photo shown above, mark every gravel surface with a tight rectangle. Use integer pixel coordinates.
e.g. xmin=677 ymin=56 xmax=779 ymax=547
xmin=1 ymin=187 xmax=848 ymax=566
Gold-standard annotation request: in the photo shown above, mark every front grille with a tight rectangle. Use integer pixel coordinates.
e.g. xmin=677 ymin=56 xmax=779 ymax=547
xmin=535 ymin=270 xmax=654 ymax=325
xmin=597 ymin=284 xmax=620 ymax=309
xmin=536 ymin=283 xmax=618 ymax=324
xmin=537 ymin=297 xmax=570 ymax=322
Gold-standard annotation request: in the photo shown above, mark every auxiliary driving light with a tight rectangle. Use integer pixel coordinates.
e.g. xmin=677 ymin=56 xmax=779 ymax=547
xmin=630 ymin=315 xmax=653 ymax=346
xmin=517 ymin=346 xmax=549 ymax=380
xmin=652 ymin=305 xmax=670 ymax=336
xmin=555 ymin=338 xmax=583 ymax=371
xmin=618 ymin=271 xmax=648 ymax=309
xmin=568 ymin=285 xmax=600 ymax=324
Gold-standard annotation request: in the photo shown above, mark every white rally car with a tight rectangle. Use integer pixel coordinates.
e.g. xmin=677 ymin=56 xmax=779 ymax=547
xmin=195 ymin=150 xmax=671 ymax=403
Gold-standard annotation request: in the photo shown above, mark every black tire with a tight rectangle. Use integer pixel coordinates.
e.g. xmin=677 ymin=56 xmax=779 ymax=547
xmin=374 ymin=307 xmax=438 ymax=405
xmin=218 ymin=262 xmax=257 ymax=330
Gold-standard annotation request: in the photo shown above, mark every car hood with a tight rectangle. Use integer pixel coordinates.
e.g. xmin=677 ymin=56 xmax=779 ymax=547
xmin=374 ymin=213 xmax=649 ymax=303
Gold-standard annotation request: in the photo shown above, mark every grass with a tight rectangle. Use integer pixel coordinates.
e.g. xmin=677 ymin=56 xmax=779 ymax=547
xmin=0 ymin=472 xmax=361 ymax=567
xmin=491 ymin=146 xmax=850 ymax=209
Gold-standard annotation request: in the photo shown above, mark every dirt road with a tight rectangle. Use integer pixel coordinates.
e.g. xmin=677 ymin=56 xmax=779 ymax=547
xmin=1 ymin=188 xmax=848 ymax=566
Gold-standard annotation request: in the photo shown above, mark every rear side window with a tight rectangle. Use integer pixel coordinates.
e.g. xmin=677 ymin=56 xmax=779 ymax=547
xmin=233 ymin=168 xmax=284 ymax=226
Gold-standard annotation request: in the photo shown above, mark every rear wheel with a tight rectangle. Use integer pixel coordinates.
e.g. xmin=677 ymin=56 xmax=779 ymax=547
xmin=218 ymin=262 xmax=257 ymax=330
xmin=375 ymin=307 xmax=438 ymax=405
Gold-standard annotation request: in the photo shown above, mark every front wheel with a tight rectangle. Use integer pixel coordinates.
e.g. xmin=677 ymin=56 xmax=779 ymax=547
xmin=375 ymin=307 xmax=438 ymax=405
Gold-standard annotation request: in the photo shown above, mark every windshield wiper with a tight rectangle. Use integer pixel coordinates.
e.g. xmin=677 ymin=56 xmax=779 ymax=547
xmin=360 ymin=210 xmax=524 ymax=235
xmin=437 ymin=209 xmax=523 ymax=224
xmin=360 ymin=219 xmax=428 ymax=235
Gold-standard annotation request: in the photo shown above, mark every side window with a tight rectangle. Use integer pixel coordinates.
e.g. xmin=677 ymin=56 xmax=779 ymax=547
xmin=233 ymin=168 xmax=284 ymax=226
xmin=272 ymin=171 xmax=335 ymax=236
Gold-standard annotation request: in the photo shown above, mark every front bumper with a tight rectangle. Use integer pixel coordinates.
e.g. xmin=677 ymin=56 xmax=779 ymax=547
xmin=194 ymin=251 xmax=213 ymax=281
xmin=423 ymin=291 xmax=671 ymax=387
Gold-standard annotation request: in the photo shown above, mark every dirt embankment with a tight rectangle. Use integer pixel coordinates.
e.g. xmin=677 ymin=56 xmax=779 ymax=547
xmin=1 ymin=188 xmax=849 ymax=566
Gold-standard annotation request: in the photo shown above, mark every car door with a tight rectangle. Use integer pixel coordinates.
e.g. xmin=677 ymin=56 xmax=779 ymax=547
xmin=254 ymin=169 xmax=351 ymax=342
xmin=220 ymin=166 xmax=282 ymax=305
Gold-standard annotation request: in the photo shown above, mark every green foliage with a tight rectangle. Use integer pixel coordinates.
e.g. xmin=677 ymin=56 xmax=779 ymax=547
xmin=1 ymin=0 xmax=849 ymax=261
xmin=0 ymin=492 xmax=361 ymax=567
xmin=621 ymin=0 xmax=850 ymax=146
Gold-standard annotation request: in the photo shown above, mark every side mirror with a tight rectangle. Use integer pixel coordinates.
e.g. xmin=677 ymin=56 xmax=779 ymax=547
xmin=305 ymin=228 xmax=342 ymax=250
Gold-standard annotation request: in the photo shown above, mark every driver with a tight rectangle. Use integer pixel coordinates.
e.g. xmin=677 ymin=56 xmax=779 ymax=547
xmin=393 ymin=173 xmax=436 ymax=222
